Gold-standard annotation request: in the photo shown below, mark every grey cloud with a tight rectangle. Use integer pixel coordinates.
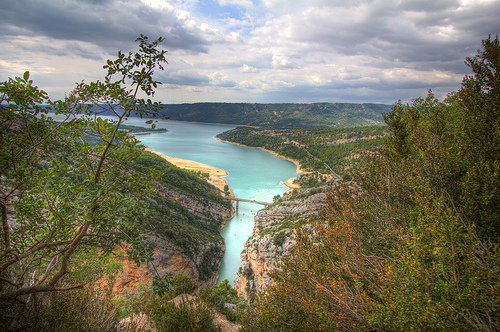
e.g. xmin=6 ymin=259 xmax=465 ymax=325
xmin=397 ymin=0 xmax=460 ymax=12
xmin=158 ymin=69 xmax=211 ymax=86
xmin=2 ymin=0 xmax=497 ymax=104
xmin=0 ymin=0 xmax=212 ymax=53
xmin=13 ymin=40 xmax=104 ymax=61
xmin=262 ymin=0 xmax=499 ymax=75
xmin=213 ymin=80 xmax=237 ymax=88
xmin=256 ymin=79 xmax=451 ymax=104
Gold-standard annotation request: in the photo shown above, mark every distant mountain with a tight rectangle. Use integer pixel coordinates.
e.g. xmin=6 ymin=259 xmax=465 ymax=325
xmin=159 ymin=102 xmax=391 ymax=128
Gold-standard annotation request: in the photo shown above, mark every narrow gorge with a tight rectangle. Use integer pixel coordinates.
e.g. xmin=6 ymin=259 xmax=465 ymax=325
xmin=234 ymin=186 xmax=329 ymax=298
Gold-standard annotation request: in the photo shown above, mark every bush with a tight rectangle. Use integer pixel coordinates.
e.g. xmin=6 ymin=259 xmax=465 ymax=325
xmin=171 ymin=274 xmax=194 ymax=297
xmin=150 ymin=295 xmax=221 ymax=332
xmin=199 ymin=279 xmax=243 ymax=322
xmin=272 ymin=231 xmax=287 ymax=247
xmin=1 ymin=283 xmax=131 ymax=332
xmin=114 ymin=282 xmax=153 ymax=320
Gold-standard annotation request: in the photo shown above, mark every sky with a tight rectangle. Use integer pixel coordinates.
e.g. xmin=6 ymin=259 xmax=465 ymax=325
xmin=1 ymin=0 xmax=499 ymax=105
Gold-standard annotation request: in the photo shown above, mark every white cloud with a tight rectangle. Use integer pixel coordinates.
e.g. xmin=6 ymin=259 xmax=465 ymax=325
xmin=218 ymin=0 xmax=255 ymax=8
xmin=241 ymin=64 xmax=258 ymax=72
xmin=271 ymin=55 xmax=294 ymax=69
xmin=209 ymin=71 xmax=237 ymax=87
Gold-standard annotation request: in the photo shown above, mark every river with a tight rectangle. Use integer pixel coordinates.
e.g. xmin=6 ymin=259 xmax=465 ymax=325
xmin=127 ymin=119 xmax=298 ymax=285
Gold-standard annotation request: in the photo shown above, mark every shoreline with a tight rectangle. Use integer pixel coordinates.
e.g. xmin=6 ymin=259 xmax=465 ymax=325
xmin=136 ymin=133 xmax=304 ymax=194
xmin=144 ymin=147 xmax=232 ymax=194
xmin=133 ymin=132 xmax=237 ymax=198
xmin=214 ymin=137 xmax=310 ymax=192
xmin=132 ymin=130 xmax=168 ymax=135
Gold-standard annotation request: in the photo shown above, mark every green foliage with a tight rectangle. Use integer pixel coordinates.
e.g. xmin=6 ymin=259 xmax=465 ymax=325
xmin=160 ymin=102 xmax=389 ymax=128
xmin=26 ymin=287 xmax=119 ymax=331
xmin=128 ymin=236 xmax=155 ymax=266
xmin=152 ymin=274 xmax=174 ymax=297
xmin=272 ymin=231 xmax=287 ymax=247
xmin=369 ymin=192 xmax=500 ymax=331
xmin=150 ymin=295 xmax=221 ymax=332
xmin=0 ymin=36 xmax=166 ymax=305
xmin=152 ymin=274 xmax=194 ymax=298
xmin=114 ymin=282 xmax=153 ymax=320
xmin=199 ymin=279 xmax=242 ymax=322
xmin=241 ymin=35 xmax=500 ymax=331
xmin=0 ymin=279 xmax=147 ymax=332
xmin=65 ymin=248 xmax=123 ymax=285
xmin=171 ymin=274 xmax=195 ymax=297
xmin=452 ymin=35 xmax=500 ymax=240
xmin=216 ymin=125 xmax=387 ymax=179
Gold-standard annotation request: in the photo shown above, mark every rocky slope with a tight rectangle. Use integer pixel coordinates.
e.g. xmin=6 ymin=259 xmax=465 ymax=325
xmin=124 ymin=151 xmax=234 ymax=290
xmin=234 ymin=187 xmax=328 ymax=298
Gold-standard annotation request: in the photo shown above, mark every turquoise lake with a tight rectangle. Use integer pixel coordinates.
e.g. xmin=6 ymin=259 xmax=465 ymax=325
xmin=123 ymin=118 xmax=299 ymax=285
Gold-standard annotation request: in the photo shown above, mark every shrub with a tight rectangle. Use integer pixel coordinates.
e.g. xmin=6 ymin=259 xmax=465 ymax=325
xmin=272 ymin=231 xmax=287 ymax=247
xmin=150 ymin=295 xmax=221 ymax=332
xmin=1 ymin=283 xmax=132 ymax=332
xmin=199 ymin=279 xmax=243 ymax=322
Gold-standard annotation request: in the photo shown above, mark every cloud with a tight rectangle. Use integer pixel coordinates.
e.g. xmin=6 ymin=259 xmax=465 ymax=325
xmin=271 ymin=55 xmax=294 ymax=69
xmin=0 ymin=0 xmax=215 ymax=52
xmin=240 ymin=64 xmax=258 ymax=72
xmin=208 ymin=71 xmax=237 ymax=87
xmin=1 ymin=0 xmax=499 ymax=104
xmin=158 ymin=69 xmax=211 ymax=86
xmin=218 ymin=0 xmax=254 ymax=8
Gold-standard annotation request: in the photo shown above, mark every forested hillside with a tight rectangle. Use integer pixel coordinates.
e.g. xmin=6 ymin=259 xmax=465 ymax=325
xmin=160 ymin=102 xmax=390 ymax=128
xmin=216 ymin=125 xmax=388 ymax=181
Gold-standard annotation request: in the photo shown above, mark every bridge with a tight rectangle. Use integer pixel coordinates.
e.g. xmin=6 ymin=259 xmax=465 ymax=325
xmin=222 ymin=196 xmax=272 ymax=208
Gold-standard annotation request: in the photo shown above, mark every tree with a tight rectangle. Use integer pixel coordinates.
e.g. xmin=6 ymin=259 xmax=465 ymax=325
xmin=453 ymin=35 xmax=500 ymax=239
xmin=241 ymin=35 xmax=500 ymax=331
xmin=0 ymin=35 xmax=167 ymax=307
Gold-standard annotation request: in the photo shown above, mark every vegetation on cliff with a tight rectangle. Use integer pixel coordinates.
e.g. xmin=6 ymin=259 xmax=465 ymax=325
xmin=241 ymin=35 xmax=500 ymax=331
xmin=131 ymin=151 xmax=231 ymax=282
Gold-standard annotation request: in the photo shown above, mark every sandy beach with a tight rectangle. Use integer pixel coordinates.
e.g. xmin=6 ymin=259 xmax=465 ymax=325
xmin=144 ymin=147 xmax=230 ymax=192
xmin=139 ymin=133 xmax=304 ymax=194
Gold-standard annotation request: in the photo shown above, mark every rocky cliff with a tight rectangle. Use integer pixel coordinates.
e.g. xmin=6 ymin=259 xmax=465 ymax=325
xmin=234 ymin=187 xmax=327 ymax=298
xmin=123 ymin=151 xmax=234 ymax=290
xmin=154 ymin=181 xmax=233 ymax=227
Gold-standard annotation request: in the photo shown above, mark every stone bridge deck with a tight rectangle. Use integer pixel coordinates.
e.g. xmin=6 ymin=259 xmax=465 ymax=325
xmin=222 ymin=196 xmax=272 ymax=206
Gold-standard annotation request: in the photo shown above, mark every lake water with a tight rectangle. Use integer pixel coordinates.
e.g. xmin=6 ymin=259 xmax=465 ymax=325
xmin=125 ymin=119 xmax=298 ymax=285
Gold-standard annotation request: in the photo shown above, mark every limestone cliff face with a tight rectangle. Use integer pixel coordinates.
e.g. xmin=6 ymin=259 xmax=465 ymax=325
xmin=144 ymin=235 xmax=224 ymax=290
xmin=155 ymin=182 xmax=233 ymax=228
xmin=234 ymin=187 xmax=327 ymax=298
xmin=140 ymin=181 xmax=234 ymax=290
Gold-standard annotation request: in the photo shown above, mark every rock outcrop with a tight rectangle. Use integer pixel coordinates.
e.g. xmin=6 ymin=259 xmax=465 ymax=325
xmin=145 ymin=234 xmax=225 ymax=290
xmin=234 ymin=187 xmax=327 ymax=298
xmin=155 ymin=182 xmax=233 ymax=228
